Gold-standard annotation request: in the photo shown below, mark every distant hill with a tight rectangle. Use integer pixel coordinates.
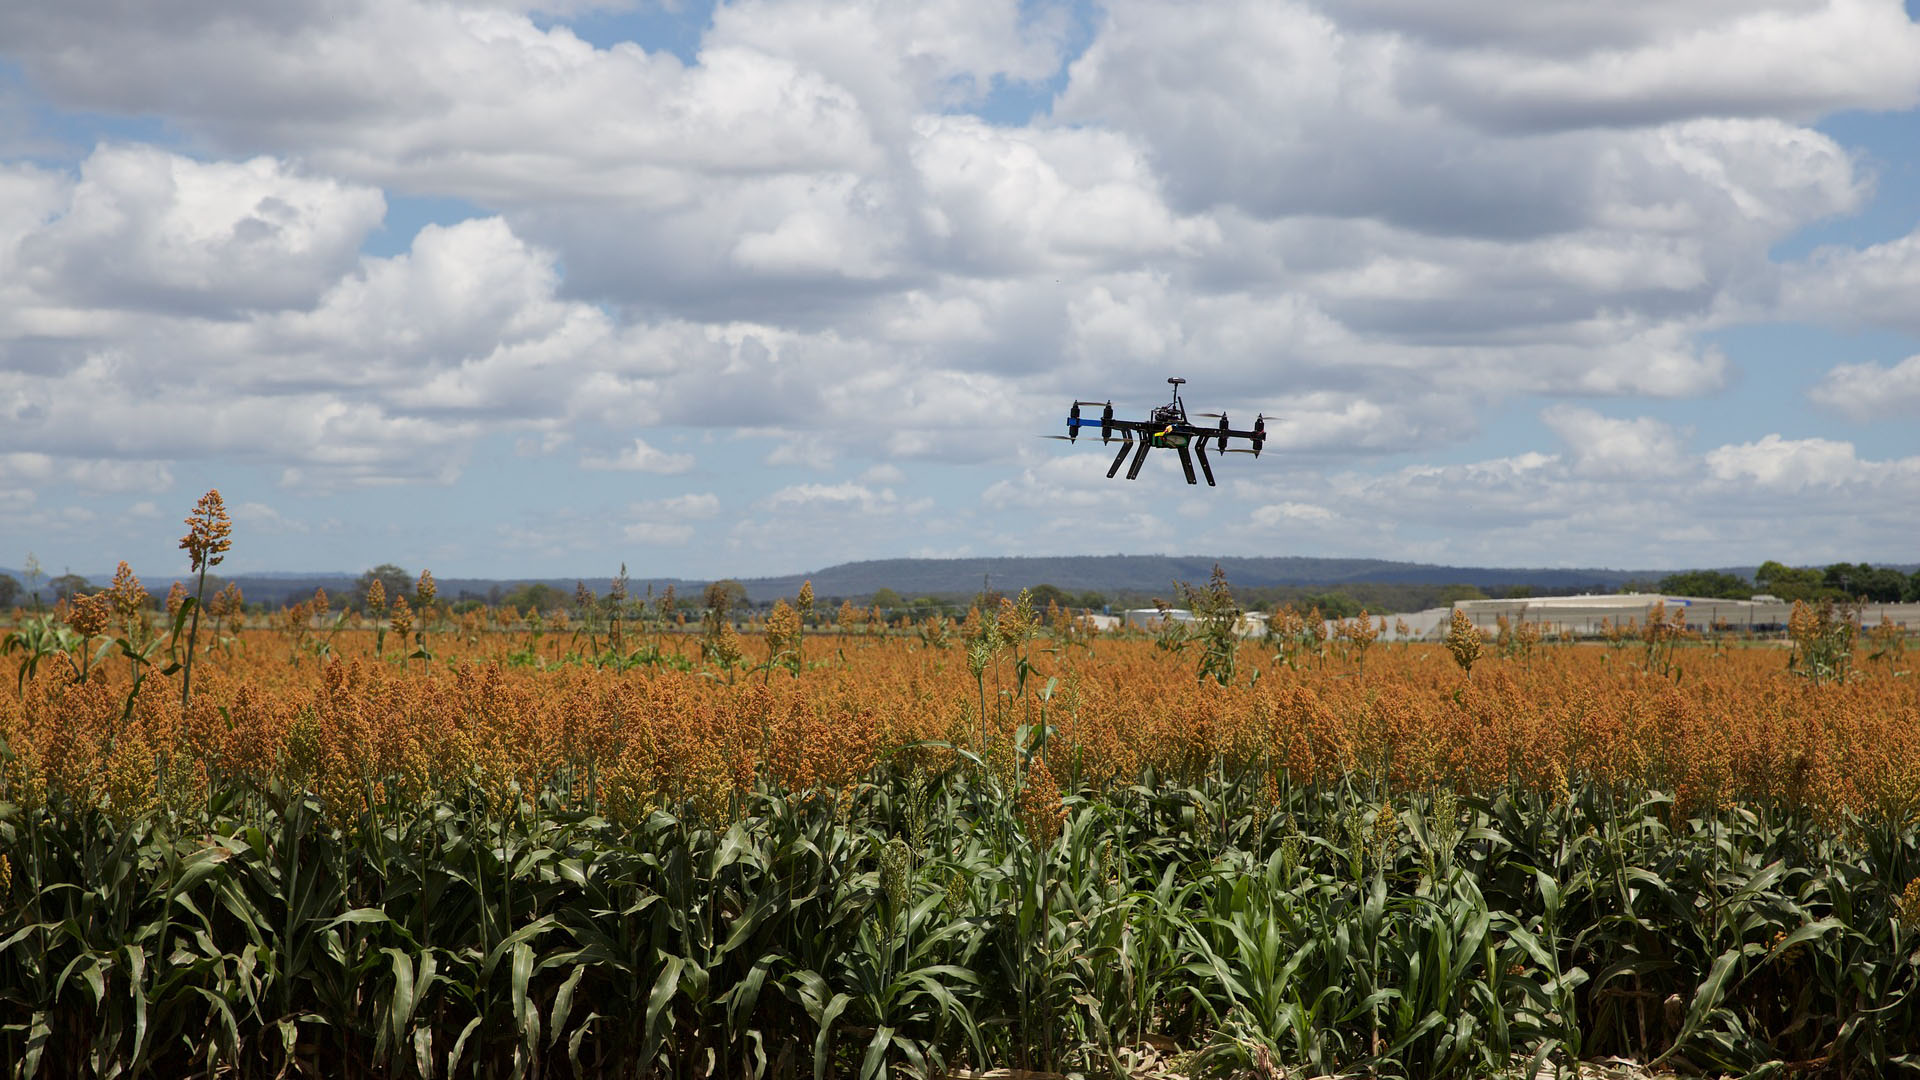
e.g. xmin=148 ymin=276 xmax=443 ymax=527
xmin=728 ymin=555 xmax=1653 ymax=602
xmin=8 ymin=557 xmax=1913 ymax=609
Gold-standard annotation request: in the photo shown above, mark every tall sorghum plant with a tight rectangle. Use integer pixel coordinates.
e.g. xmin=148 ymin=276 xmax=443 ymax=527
xmin=177 ymin=488 xmax=232 ymax=714
xmin=1180 ymin=563 xmax=1242 ymax=686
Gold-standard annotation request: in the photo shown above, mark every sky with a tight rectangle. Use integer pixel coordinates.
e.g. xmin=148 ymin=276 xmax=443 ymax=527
xmin=3 ymin=0 xmax=1920 ymax=582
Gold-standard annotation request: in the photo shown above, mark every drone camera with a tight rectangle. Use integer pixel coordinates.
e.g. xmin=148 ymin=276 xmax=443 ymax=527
xmin=1048 ymin=378 xmax=1264 ymax=484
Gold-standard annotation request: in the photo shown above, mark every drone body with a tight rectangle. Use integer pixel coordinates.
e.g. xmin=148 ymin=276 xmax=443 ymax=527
xmin=1043 ymin=377 xmax=1267 ymax=486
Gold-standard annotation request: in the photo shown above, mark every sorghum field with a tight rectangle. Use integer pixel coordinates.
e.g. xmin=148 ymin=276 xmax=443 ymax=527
xmin=3 ymin=521 xmax=1918 ymax=1077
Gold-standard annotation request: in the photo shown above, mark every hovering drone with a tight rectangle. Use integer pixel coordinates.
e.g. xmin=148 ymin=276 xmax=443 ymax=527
xmin=1043 ymin=377 xmax=1267 ymax=486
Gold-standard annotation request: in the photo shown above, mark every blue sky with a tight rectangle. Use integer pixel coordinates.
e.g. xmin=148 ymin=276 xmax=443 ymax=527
xmin=3 ymin=0 xmax=1919 ymax=584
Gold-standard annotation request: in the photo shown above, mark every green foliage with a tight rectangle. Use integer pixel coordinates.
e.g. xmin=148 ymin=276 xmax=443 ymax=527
xmin=1656 ymin=570 xmax=1754 ymax=599
xmin=5 ymin=762 xmax=1916 ymax=1077
xmin=356 ymin=564 xmax=414 ymax=611
xmin=1178 ymin=564 xmax=1242 ymax=686
xmin=1754 ymin=560 xmax=1826 ymax=602
xmin=1789 ymin=597 xmax=1858 ymax=684
xmin=0 ymin=574 xmax=19 ymax=611
xmin=501 ymin=581 xmax=567 ymax=614
xmin=704 ymin=579 xmax=750 ymax=618
xmin=1821 ymin=562 xmax=1909 ymax=603
xmin=1021 ymin=584 xmax=1073 ymax=614
xmin=47 ymin=574 xmax=90 ymax=603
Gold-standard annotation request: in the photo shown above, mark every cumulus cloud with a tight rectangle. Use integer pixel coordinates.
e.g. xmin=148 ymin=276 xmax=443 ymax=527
xmin=624 ymin=522 xmax=695 ymax=545
xmin=1808 ymin=354 xmax=1920 ymax=418
xmin=1781 ymin=228 xmax=1920 ymax=334
xmin=1704 ymin=434 xmax=1878 ymax=489
xmin=631 ymin=492 xmax=722 ymax=519
xmin=231 ymin=501 xmax=309 ymax=534
xmin=2 ymin=0 xmax=1918 ymax=572
xmin=1541 ymin=405 xmax=1690 ymax=477
xmin=580 ymin=437 xmax=696 ymax=474
xmin=1397 ymin=0 xmax=1920 ymax=131
xmin=764 ymin=481 xmax=900 ymax=513
xmin=18 ymin=146 xmax=384 ymax=316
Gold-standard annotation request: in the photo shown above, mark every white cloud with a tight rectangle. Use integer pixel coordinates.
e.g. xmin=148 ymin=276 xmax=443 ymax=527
xmin=764 ymin=436 xmax=838 ymax=469
xmin=1541 ymin=405 xmax=1689 ymax=477
xmin=1704 ymin=434 xmax=1875 ymax=488
xmin=624 ymin=522 xmax=696 ymax=545
xmin=1783 ymin=228 xmax=1920 ymax=334
xmin=2 ymin=1 xmax=1919 ymax=573
xmin=580 ymin=436 xmax=696 ymax=474
xmin=18 ymin=145 xmax=384 ymax=316
xmin=1250 ymin=501 xmax=1339 ymax=526
xmin=0 ymin=4 xmax=881 ymax=201
xmin=764 ymin=481 xmax=899 ymax=513
xmin=631 ymin=492 xmax=721 ymax=519
xmin=1808 ymin=354 xmax=1920 ymax=419
xmin=231 ymin=501 xmax=308 ymax=534
xmin=1403 ymin=1 xmax=1920 ymax=131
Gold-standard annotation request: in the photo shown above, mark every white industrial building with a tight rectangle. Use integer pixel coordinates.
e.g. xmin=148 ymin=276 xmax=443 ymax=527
xmin=1386 ymin=594 xmax=1920 ymax=641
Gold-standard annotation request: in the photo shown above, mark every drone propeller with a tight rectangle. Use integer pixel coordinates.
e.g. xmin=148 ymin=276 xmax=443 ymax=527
xmin=1072 ymin=399 xmax=1112 ymax=407
xmin=1039 ymin=435 xmax=1076 ymax=441
xmin=1194 ymin=412 xmax=1227 ymax=419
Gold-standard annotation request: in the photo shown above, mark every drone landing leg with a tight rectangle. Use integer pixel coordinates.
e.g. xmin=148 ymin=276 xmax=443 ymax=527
xmin=1125 ymin=440 xmax=1150 ymax=480
xmin=1195 ymin=443 xmax=1216 ymax=487
xmin=1107 ymin=440 xmax=1133 ymax=478
xmin=1176 ymin=445 xmax=1197 ymax=485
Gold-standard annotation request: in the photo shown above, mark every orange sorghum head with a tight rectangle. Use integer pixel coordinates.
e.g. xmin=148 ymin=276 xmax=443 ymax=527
xmin=390 ymin=595 xmax=415 ymax=639
xmin=107 ymin=562 xmax=148 ymax=628
xmin=68 ymin=593 xmax=112 ymax=640
xmin=179 ymin=489 xmax=233 ymax=573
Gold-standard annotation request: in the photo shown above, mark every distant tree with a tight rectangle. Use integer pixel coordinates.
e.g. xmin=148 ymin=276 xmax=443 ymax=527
xmin=356 ymin=564 xmax=413 ymax=611
xmin=1823 ymin=562 xmax=1907 ymax=603
xmin=51 ymin=573 xmax=91 ymax=602
xmin=1755 ymin=561 xmax=1825 ymax=602
xmin=0 ymin=573 xmax=18 ymax=610
xmin=1500 ymin=585 xmax=1535 ymax=600
xmin=504 ymin=582 xmax=566 ymax=613
xmin=1657 ymin=570 xmax=1753 ymax=599
xmin=1077 ymin=590 xmax=1108 ymax=611
xmin=870 ymin=587 xmax=903 ymax=612
xmin=707 ymin=579 xmax=749 ymax=613
xmin=1908 ymin=570 xmax=1920 ymax=603
xmin=1026 ymin=583 xmax=1073 ymax=612
xmin=1435 ymin=585 xmax=1489 ymax=606
xmin=1304 ymin=591 xmax=1362 ymax=620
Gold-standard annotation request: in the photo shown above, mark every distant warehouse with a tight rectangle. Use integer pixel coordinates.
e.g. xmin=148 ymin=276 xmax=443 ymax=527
xmin=1388 ymin=593 xmax=1920 ymax=641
